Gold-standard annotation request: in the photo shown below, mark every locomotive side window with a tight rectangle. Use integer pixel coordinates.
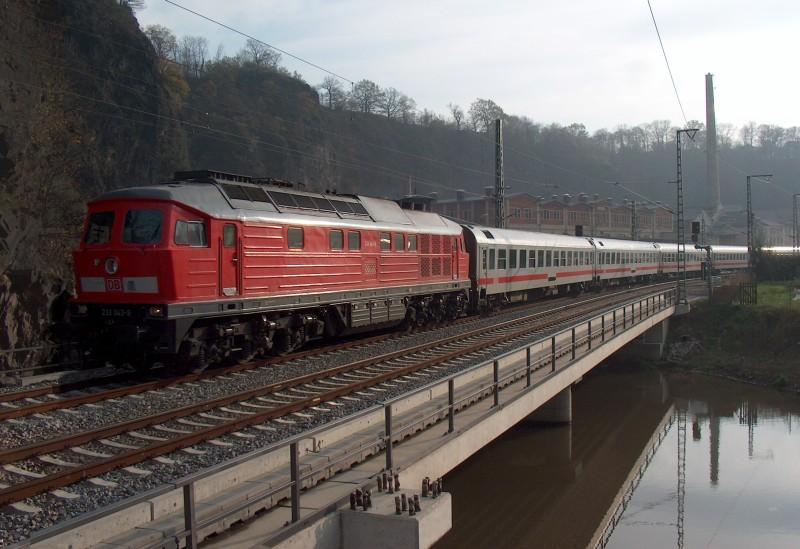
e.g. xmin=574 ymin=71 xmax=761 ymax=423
xmin=85 ymin=211 xmax=115 ymax=244
xmin=407 ymin=235 xmax=417 ymax=252
xmin=394 ymin=234 xmax=405 ymax=252
xmin=223 ymin=224 xmax=236 ymax=247
xmin=287 ymin=227 xmax=304 ymax=249
xmin=348 ymin=231 xmax=361 ymax=251
xmin=175 ymin=221 xmax=207 ymax=247
xmin=330 ymin=230 xmax=344 ymax=250
xmin=380 ymin=232 xmax=391 ymax=251
xmin=123 ymin=209 xmax=163 ymax=245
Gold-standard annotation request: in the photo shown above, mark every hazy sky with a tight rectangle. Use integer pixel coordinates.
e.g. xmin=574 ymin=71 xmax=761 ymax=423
xmin=137 ymin=0 xmax=799 ymax=131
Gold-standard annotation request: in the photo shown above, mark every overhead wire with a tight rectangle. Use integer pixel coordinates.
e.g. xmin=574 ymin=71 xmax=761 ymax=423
xmin=646 ymin=0 xmax=689 ymax=126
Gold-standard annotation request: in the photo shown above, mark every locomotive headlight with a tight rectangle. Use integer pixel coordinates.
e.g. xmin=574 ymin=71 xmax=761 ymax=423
xmin=148 ymin=306 xmax=165 ymax=317
xmin=105 ymin=257 xmax=119 ymax=275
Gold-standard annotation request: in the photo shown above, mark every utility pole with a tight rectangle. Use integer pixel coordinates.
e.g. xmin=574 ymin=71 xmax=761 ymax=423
xmin=676 ymin=128 xmax=698 ymax=313
xmin=494 ymin=118 xmax=505 ymax=229
xmin=630 ymin=201 xmax=637 ymax=240
xmin=793 ymin=194 xmax=799 ymax=254
xmin=746 ymin=174 xmax=772 ymax=276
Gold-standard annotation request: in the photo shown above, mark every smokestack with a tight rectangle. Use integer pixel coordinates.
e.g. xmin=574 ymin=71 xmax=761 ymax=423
xmin=706 ymin=73 xmax=721 ymax=212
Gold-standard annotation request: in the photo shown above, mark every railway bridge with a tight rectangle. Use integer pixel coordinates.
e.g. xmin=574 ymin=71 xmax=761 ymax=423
xmin=16 ymin=284 xmax=695 ymax=549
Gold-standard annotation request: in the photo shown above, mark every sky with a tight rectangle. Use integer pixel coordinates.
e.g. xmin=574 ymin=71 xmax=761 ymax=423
xmin=136 ymin=0 xmax=799 ymax=132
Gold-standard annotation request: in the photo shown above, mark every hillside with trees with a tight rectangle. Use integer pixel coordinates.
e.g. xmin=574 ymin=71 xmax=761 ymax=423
xmin=0 ymin=0 xmax=797 ymax=369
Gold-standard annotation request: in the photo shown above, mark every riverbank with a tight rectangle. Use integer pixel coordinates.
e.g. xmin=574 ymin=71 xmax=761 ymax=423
xmin=663 ymin=297 xmax=800 ymax=392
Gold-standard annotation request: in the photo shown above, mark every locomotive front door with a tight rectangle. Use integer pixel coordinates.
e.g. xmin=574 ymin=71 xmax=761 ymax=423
xmin=221 ymin=224 xmax=239 ymax=296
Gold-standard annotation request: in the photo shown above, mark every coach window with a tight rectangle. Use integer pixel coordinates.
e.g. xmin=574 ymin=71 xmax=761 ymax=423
xmin=482 ymin=249 xmax=488 ymax=271
xmin=330 ymin=230 xmax=344 ymax=250
xmin=223 ymin=224 xmax=236 ymax=247
xmin=519 ymin=249 xmax=527 ymax=269
xmin=408 ymin=234 xmax=418 ymax=252
xmin=489 ymin=248 xmax=496 ymax=270
xmin=509 ymin=249 xmax=517 ymax=269
xmin=288 ymin=227 xmax=304 ymax=249
xmin=545 ymin=250 xmax=552 ymax=267
xmin=553 ymin=250 xmax=560 ymax=267
xmin=394 ymin=233 xmax=405 ymax=252
xmin=537 ymin=250 xmax=544 ymax=268
xmin=380 ymin=232 xmax=391 ymax=251
xmin=498 ymin=249 xmax=507 ymax=270
xmin=123 ymin=209 xmax=163 ymax=245
xmin=567 ymin=251 xmax=573 ymax=266
xmin=348 ymin=231 xmax=361 ymax=251
xmin=528 ymin=250 xmax=536 ymax=268
xmin=174 ymin=220 xmax=207 ymax=247
xmin=560 ymin=250 xmax=566 ymax=266
xmin=85 ymin=211 xmax=115 ymax=244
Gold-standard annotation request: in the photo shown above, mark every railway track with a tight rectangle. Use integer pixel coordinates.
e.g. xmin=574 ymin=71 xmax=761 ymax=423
xmin=0 ymin=284 xmax=671 ymax=508
xmin=0 ymin=280 xmax=690 ymax=421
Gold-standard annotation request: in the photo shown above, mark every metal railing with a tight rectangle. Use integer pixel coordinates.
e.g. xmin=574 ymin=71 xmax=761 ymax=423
xmin=13 ymin=287 xmax=676 ymax=549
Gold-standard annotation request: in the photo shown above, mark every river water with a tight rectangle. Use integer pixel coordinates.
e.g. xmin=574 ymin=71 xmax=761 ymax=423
xmin=434 ymin=364 xmax=800 ymax=549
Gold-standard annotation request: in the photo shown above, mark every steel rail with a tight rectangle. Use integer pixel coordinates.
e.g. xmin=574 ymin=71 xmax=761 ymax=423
xmin=0 ymin=287 xmax=667 ymax=506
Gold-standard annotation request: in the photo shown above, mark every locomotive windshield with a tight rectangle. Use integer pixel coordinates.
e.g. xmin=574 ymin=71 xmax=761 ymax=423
xmin=123 ymin=209 xmax=163 ymax=245
xmin=84 ymin=211 xmax=114 ymax=244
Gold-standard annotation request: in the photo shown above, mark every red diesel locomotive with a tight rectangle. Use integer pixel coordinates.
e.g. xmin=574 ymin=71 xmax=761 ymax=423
xmin=71 ymin=170 xmax=471 ymax=371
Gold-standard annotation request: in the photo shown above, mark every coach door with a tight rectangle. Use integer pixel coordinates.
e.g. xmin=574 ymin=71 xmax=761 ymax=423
xmin=220 ymin=224 xmax=239 ymax=296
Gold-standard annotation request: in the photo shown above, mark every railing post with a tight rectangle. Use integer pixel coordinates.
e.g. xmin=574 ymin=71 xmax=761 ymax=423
xmin=448 ymin=379 xmax=455 ymax=433
xmin=631 ymin=303 xmax=635 ymax=323
xmin=183 ymin=484 xmax=198 ymax=549
xmin=613 ymin=310 xmax=617 ymax=334
xmin=493 ymin=360 xmax=499 ymax=407
xmin=588 ymin=320 xmax=592 ymax=351
xmin=601 ymin=315 xmax=606 ymax=342
xmin=290 ymin=441 xmax=300 ymax=523
xmin=551 ymin=337 xmax=556 ymax=372
xmin=526 ymin=347 xmax=532 ymax=387
xmin=384 ymin=405 xmax=393 ymax=470
xmin=571 ymin=327 xmax=576 ymax=360
xmin=639 ymin=300 xmax=642 ymax=321
xmin=623 ymin=306 xmax=626 ymax=329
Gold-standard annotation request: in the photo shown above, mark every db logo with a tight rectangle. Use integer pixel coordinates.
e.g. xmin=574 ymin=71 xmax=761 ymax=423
xmin=106 ymin=278 xmax=123 ymax=292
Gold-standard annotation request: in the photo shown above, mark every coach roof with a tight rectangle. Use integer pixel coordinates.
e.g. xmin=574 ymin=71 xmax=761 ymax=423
xmin=463 ymin=225 xmax=595 ymax=249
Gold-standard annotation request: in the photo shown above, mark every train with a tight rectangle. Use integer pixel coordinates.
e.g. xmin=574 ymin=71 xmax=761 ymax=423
xmin=68 ymin=170 xmax=749 ymax=371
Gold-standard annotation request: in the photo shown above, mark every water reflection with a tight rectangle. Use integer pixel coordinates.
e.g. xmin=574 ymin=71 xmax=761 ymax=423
xmin=434 ymin=366 xmax=800 ymax=549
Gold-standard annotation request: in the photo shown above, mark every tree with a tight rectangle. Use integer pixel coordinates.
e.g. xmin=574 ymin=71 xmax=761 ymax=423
xmin=447 ymin=103 xmax=464 ymax=130
xmin=119 ymin=0 xmax=145 ymax=11
xmin=349 ymin=79 xmax=382 ymax=114
xmin=238 ymin=38 xmax=281 ymax=69
xmin=468 ymin=98 xmax=504 ymax=132
xmin=378 ymin=87 xmax=403 ymax=119
xmin=317 ymin=76 xmax=346 ymax=109
xmin=177 ymin=35 xmax=209 ymax=78
xmin=398 ymin=95 xmax=416 ymax=124
xmin=144 ymin=24 xmax=177 ymax=60
xmin=740 ymin=121 xmax=757 ymax=147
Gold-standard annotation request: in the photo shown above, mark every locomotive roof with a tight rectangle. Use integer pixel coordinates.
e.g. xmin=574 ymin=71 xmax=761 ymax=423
xmin=462 ymin=225 xmax=595 ymax=249
xmin=91 ymin=179 xmax=462 ymax=236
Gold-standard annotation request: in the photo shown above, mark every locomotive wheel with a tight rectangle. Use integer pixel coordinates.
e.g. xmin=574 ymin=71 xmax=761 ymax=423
xmin=272 ymin=330 xmax=293 ymax=356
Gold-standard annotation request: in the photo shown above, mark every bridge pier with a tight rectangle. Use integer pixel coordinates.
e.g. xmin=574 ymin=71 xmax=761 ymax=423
xmin=527 ymin=385 xmax=572 ymax=424
xmin=621 ymin=318 xmax=670 ymax=360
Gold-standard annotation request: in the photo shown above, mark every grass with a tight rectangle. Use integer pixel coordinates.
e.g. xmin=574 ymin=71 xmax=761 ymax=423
xmin=756 ymin=282 xmax=800 ymax=309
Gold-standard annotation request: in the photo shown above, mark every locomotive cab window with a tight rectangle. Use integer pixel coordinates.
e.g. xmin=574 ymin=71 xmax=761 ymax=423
xmin=394 ymin=233 xmax=405 ymax=252
xmin=175 ymin=220 xmax=207 ymax=247
xmin=223 ymin=224 xmax=236 ymax=247
xmin=380 ymin=232 xmax=391 ymax=251
xmin=123 ymin=209 xmax=163 ymax=245
xmin=330 ymin=230 xmax=344 ymax=250
xmin=85 ymin=211 xmax=115 ymax=244
xmin=408 ymin=234 xmax=417 ymax=252
xmin=348 ymin=231 xmax=361 ymax=251
xmin=288 ymin=227 xmax=304 ymax=249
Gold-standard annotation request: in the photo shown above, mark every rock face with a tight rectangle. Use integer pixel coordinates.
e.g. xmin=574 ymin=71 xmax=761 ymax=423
xmin=0 ymin=0 xmax=186 ymax=375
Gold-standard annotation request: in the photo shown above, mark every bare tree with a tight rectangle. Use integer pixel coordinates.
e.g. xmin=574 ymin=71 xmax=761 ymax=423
xmin=144 ymin=24 xmax=177 ymax=60
xmin=398 ymin=95 xmax=416 ymax=124
xmin=448 ymin=103 xmax=464 ymax=130
xmin=349 ymin=80 xmax=382 ymax=114
xmin=317 ymin=76 xmax=346 ymax=109
xmin=238 ymin=38 xmax=281 ymax=69
xmin=178 ymin=35 xmax=209 ymax=78
xmin=717 ymin=123 xmax=735 ymax=148
xmin=119 ymin=0 xmax=145 ymax=11
xmin=378 ymin=87 xmax=403 ymax=119
xmin=740 ymin=121 xmax=757 ymax=147
xmin=468 ymin=98 xmax=504 ymax=132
